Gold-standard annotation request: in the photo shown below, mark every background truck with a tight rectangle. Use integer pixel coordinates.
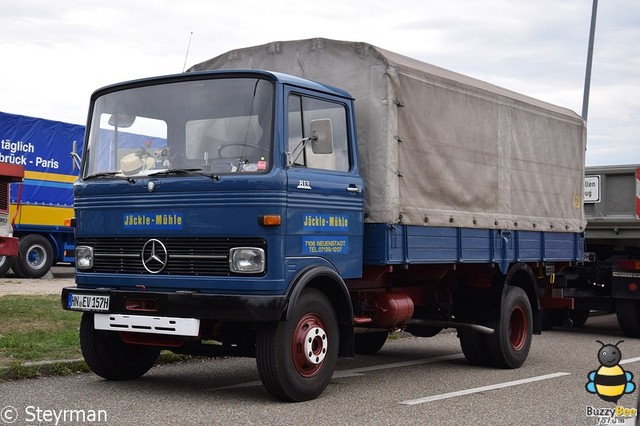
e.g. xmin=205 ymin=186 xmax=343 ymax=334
xmin=61 ymin=38 xmax=586 ymax=401
xmin=0 ymin=111 xmax=83 ymax=278
xmin=542 ymin=164 xmax=640 ymax=336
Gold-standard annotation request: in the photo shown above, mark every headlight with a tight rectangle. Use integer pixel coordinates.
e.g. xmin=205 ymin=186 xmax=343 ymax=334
xmin=76 ymin=246 xmax=94 ymax=269
xmin=229 ymin=247 xmax=265 ymax=274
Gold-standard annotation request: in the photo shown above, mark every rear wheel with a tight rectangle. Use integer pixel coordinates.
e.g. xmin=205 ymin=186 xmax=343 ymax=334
xmin=540 ymin=309 xmax=560 ymax=331
xmin=570 ymin=309 xmax=590 ymax=328
xmin=354 ymin=331 xmax=388 ymax=355
xmin=256 ymin=288 xmax=338 ymax=401
xmin=485 ymin=286 xmax=532 ymax=369
xmin=80 ymin=313 xmax=160 ymax=380
xmin=459 ymin=327 xmax=490 ymax=366
xmin=616 ymin=299 xmax=640 ymax=338
xmin=12 ymin=234 xmax=54 ymax=278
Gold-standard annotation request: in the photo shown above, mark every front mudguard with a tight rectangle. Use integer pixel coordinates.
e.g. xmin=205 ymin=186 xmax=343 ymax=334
xmin=285 ymin=265 xmax=355 ymax=358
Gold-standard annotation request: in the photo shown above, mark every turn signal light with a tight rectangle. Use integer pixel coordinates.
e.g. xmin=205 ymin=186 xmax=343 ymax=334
xmin=259 ymin=215 xmax=281 ymax=226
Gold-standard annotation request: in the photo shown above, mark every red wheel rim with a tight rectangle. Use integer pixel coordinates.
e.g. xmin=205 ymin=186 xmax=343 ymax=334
xmin=509 ymin=305 xmax=527 ymax=351
xmin=291 ymin=313 xmax=328 ymax=378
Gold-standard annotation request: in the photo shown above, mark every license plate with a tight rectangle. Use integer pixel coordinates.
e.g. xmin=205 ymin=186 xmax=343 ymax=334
xmin=67 ymin=294 xmax=110 ymax=312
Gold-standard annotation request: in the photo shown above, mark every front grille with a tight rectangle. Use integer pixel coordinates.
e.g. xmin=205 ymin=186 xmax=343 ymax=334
xmin=78 ymin=237 xmax=267 ymax=276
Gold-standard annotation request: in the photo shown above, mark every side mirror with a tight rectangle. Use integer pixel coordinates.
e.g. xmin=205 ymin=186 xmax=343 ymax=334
xmin=108 ymin=113 xmax=136 ymax=128
xmin=71 ymin=140 xmax=82 ymax=171
xmin=309 ymin=119 xmax=333 ymax=154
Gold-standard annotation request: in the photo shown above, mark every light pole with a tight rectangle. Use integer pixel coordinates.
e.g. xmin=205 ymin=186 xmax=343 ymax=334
xmin=582 ymin=0 xmax=598 ymax=121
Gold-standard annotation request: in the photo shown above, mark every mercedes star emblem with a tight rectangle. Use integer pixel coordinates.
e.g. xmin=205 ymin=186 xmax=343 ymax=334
xmin=141 ymin=239 xmax=168 ymax=273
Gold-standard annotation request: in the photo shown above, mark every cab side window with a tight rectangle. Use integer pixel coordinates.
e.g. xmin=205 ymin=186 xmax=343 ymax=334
xmin=287 ymin=95 xmax=349 ymax=172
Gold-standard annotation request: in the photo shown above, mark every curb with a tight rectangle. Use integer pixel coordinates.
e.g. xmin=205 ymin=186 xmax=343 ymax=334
xmin=0 ymin=359 xmax=89 ymax=381
xmin=0 ymin=353 xmax=191 ymax=381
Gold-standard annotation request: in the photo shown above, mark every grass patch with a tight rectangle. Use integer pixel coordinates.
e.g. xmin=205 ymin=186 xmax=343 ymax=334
xmin=0 ymin=294 xmax=193 ymax=381
xmin=0 ymin=295 xmax=83 ymax=366
xmin=2 ymin=360 xmax=90 ymax=380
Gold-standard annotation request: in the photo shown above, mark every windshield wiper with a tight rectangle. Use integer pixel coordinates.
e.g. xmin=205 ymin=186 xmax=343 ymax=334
xmin=83 ymin=171 xmax=136 ymax=183
xmin=84 ymin=171 xmax=118 ymax=180
xmin=148 ymin=168 xmax=220 ymax=180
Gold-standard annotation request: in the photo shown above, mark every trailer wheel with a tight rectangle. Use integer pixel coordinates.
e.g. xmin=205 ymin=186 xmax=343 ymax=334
xmin=616 ymin=299 xmax=640 ymax=338
xmin=12 ymin=235 xmax=54 ymax=279
xmin=354 ymin=331 xmax=388 ymax=355
xmin=486 ymin=286 xmax=532 ymax=369
xmin=256 ymin=288 xmax=338 ymax=401
xmin=0 ymin=256 xmax=14 ymax=278
xmin=80 ymin=313 xmax=160 ymax=380
xmin=570 ymin=309 xmax=590 ymax=328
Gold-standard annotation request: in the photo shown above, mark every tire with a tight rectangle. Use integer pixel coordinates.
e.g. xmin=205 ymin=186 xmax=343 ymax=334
xmin=0 ymin=256 xmax=14 ymax=277
xmin=616 ymin=299 xmax=640 ymax=338
xmin=80 ymin=313 xmax=160 ymax=380
xmin=406 ymin=324 xmax=443 ymax=338
xmin=485 ymin=286 xmax=533 ymax=369
xmin=570 ymin=309 xmax=590 ymax=328
xmin=12 ymin=234 xmax=54 ymax=279
xmin=256 ymin=288 xmax=339 ymax=402
xmin=541 ymin=309 xmax=560 ymax=331
xmin=354 ymin=331 xmax=388 ymax=355
xmin=459 ymin=327 xmax=491 ymax=366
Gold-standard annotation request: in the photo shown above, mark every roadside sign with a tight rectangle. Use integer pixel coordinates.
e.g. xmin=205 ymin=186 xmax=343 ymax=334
xmin=584 ymin=175 xmax=600 ymax=203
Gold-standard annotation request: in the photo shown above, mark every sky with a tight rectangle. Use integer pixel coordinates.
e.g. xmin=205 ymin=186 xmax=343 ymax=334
xmin=1 ymin=0 xmax=638 ymax=166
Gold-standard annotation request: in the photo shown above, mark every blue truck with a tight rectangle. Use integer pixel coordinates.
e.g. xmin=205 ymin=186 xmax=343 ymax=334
xmin=0 ymin=111 xmax=84 ymax=278
xmin=61 ymin=39 xmax=586 ymax=401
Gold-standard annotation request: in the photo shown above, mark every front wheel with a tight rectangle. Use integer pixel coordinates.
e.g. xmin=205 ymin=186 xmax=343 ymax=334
xmin=256 ymin=288 xmax=339 ymax=402
xmin=485 ymin=286 xmax=533 ymax=369
xmin=80 ymin=313 xmax=160 ymax=380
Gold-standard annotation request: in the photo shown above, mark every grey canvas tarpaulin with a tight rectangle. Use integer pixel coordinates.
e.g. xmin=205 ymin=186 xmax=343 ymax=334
xmin=191 ymin=38 xmax=587 ymax=232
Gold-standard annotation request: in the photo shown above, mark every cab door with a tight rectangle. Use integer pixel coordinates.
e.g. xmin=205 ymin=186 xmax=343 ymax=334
xmin=284 ymin=88 xmax=364 ymax=278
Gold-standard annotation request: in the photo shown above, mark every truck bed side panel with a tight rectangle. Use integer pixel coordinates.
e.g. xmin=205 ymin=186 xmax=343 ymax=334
xmin=363 ymin=223 xmax=583 ymax=272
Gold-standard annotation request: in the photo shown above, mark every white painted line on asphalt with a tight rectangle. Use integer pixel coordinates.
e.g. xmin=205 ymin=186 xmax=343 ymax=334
xmin=400 ymin=372 xmax=571 ymax=405
xmin=207 ymin=353 xmax=465 ymax=391
xmin=620 ymin=356 xmax=640 ymax=365
xmin=333 ymin=353 xmax=465 ymax=378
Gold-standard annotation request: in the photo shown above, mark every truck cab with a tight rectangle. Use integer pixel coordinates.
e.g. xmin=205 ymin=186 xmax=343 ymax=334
xmin=63 ymin=70 xmax=363 ymax=401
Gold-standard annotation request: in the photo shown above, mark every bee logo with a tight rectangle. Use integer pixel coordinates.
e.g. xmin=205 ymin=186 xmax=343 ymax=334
xmin=586 ymin=340 xmax=636 ymax=403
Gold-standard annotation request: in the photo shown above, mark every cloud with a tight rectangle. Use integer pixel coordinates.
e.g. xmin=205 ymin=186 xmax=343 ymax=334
xmin=0 ymin=0 xmax=638 ymax=166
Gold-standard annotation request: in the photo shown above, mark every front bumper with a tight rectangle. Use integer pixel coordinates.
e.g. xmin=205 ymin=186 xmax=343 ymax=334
xmin=61 ymin=286 xmax=287 ymax=322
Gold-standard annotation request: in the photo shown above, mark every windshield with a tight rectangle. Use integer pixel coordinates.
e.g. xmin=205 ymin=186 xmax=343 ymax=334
xmin=83 ymin=77 xmax=274 ymax=178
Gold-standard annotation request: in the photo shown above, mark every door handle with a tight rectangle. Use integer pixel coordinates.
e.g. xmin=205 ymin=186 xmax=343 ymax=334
xmin=346 ymin=185 xmax=362 ymax=193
